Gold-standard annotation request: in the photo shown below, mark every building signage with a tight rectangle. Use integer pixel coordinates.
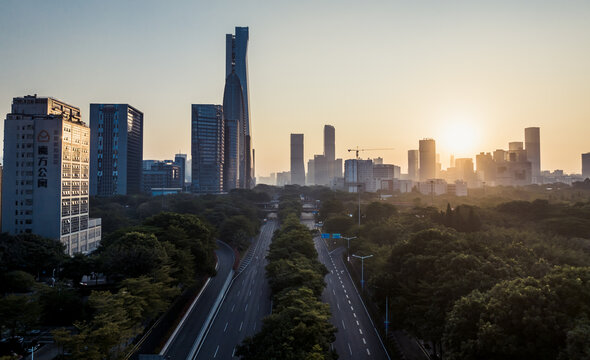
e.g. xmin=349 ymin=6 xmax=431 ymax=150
xmin=37 ymin=131 xmax=50 ymax=188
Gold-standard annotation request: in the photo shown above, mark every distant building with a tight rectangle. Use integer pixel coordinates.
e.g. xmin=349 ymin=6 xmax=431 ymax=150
xmin=448 ymin=180 xmax=468 ymax=196
xmin=276 ymin=171 xmax=291 ymax=187
xmin=306 ymin=159 xmax=315 ymax=186
xmin=418 ymin=179 xmax=447 ymax=196
xmin=455 ymin=158 xmax=477 ymax=187
xmin=143 ymin=160 xmax=182 ymax=193
xmin=2 ymin=95 xmax=101 ymax=255
xmin=89 ymin=104 xmax=143 ymax=196
xmin=525 ymin=127 xmax=541 ymax=183
xmin=408 ymin=150 xmax=419 ymax=181
xmin=419 ymin=139 xmax=436 ymax=181
xmin=314 ymin=154 xmax=329 ymax=185
xmin=324 ymin=125 xmax=336 ymax=179
xmin=344 ymin=159 xmax=374 ymax=192
xmin=583 ymin=153 xmax=590 ymax=179
xmin=290 ymin=134 xmax=305 ymax=185
xmin=222 ymin=71 xmax=243 ymax=191
xmin=174 ymin=153 xmax=187 ymax=189
xmin=476 ymin=152 xmax=495 ymax=183
xmin=334 ymin=158 xmax=343 ymax=178
xmin=191 ymin=104 xmax=224 ymax=194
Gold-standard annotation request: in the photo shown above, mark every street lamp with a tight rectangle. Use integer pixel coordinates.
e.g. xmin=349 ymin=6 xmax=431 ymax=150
xmin=352 ymin=254 xmax=373 ymax=290
xmin=342 ymin=236 xmax=356 ymax=261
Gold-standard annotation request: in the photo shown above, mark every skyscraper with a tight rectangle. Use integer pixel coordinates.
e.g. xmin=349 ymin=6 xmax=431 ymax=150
xmin=408 ymin=150 xmax=419 ymax=180
xmin=226 ymin=26 xmax=252 ymax=188
xmin=419 ymin=139 xmax=436 ymax=180
xmin=89 ymin=104 xmax=143 ymax=196
xmin=324 ymin=125 xmax=335 ymax=180
xmin=191 ymin=105 xmax=224 ymax=194
xmin=222 ymin=71 xmax=244 ymax=190
xmin=583 ymin=153 xmax=590 ymax=179
xmin=290 ymin=134 xmax=305 ymax=185
xmin=2 ymin=95 xmax=102 ymax=255
xmin=525 ymin=127 xmax=541 ymax=183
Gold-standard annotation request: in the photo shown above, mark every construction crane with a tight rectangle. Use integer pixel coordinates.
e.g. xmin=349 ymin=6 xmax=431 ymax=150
xmin=346 ymin=147 xmax=395 ymax=227
xmin=347 ymin=147 xmax=395 ymax=159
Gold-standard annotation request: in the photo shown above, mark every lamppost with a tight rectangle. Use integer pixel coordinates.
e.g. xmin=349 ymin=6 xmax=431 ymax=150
xmin=342 ymin=236 xmax=356 ymax=261
xmin=352 ymin=254 xmax=373 ymax=290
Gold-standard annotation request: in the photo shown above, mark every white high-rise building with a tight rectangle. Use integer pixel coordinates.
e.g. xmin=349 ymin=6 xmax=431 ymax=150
xmin=2 ymin=95 xmax=101 ymax=255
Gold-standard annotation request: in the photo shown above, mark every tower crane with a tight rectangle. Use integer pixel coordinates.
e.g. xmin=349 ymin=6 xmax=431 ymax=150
xmin=347 ymin=147 xmax=395 ymax=159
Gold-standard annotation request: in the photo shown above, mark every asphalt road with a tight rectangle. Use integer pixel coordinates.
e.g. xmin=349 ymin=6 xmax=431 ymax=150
xmin=314 ymin=236 xmax=390 ymax=359
xmin=162 ymin=240 xmax=235 ymax=360
xmin=195 ymin=219 xmax=277 ymax=360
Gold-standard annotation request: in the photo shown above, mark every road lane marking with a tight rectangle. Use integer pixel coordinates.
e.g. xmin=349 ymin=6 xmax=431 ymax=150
xmin=342 ymin=319 xmax=346 ymax=329
xmin=367 ymin=348 xmax=371 ymax=355
xmin=333 ymin=289 xmax=336 ymax=295
xmin=245 ymin=303 xmax=248 ymax=311
xmin=224 ymin=322 xmax=228 ymax=332
xmin=353 ymin=312 xmax=357 ymax=318
xmin=239 ymin=321 xmax=243 ymax=331
xmin=348 ymin=343 xmax=353 ymax=355
xmin=232 ymin=347 xmax=236 ymax=357
xmin=351 ymin=306 xmax=354 ymax=311
xmin=337 ymin=302 xmax=340 ymax=310
xmin=237 ymin=290 xmax=241 ymax=296
xmin=356 ymin=320 xmax=360 ymax=326
xmin=359 ymin=328 xmax=363 ymax=334
xmin=348 ymin=300 xmax=351 ymax=305
xmin=214 ymin=345 xmax=219 ymax=358
xmin=346 ymin=294 xmax=349 ymax=299
xmin=231 ymin=304 xmax=235 ymax=312
xmin=363 ymin=338 xmax=366 ymax=344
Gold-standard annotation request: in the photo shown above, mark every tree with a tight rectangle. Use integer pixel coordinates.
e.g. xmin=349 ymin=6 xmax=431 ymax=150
xmin=39 ymin=284 xmax=84 ymax=326
xmin=0 ymin=271 xmax=36 ymax=294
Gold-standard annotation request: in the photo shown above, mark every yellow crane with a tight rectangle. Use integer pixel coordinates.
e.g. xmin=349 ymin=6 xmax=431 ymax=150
xmin=347 ymin=147 xmax=395 ymax=159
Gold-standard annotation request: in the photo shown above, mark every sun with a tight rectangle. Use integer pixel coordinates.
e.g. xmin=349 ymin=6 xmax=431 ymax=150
xmin=439 ymin=116 xmax=481 ymax=158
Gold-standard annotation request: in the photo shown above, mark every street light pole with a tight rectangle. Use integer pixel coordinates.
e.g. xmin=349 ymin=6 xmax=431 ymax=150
xmin=352 ymin=254 xmax=373 ymax=290
xmin=342 ymin=236 xmax=357 ymax=261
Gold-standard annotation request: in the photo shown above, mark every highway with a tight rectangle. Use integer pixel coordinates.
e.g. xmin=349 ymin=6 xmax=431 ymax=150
xmin=162 ymin=240 xmax=235 ymax=360
xmin=194 ymin=219 xmax=278 ymax=360
xmin=302 ymin=213 xmax=389 ymax=360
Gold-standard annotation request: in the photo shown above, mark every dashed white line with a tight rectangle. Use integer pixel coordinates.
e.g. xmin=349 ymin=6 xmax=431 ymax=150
xmin=353 ymin=312 xmax=357 ymax=318
xmin=367 ymin=348 xmax=371 ymax=355
xmin=356 ymin=320 xmax=360 ymax=326
xmin=348 ymin=300 xmax=351 ymax=305
xmin=239 ymin=321 xmax=243 ymax=331
xmin=245 ymin=303 xmax=248 ymax=311
xmin=359 ymin=328 xmax=363 ymax=334
xmin=342 ymin=319 xmax=346 ymax=330
xmin=362 ymin=338 xmax=366 ymax=344
xmin=224 ymin=322 xmax=228 ymax=332
xmin=213 ymin=345 xmax=219 ymax=358
xmin=333 ymin=289 xmax=336 ymax=295
xmin=231 ymin=304 xmax=235 ymax=312
xmin=348 ymin=343 xmax=353 ymax=355
xmin=337 ymin=302 xmax=340 ymax=310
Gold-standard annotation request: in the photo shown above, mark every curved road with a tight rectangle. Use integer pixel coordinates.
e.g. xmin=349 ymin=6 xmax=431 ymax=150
xmin=195 ymin=219 xmax=277 ymax=359
xmin=162 ymin=240 xmax=235 ymax=360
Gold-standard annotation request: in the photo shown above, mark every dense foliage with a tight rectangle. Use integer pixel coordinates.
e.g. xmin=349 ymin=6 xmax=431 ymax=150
xmin=318 ymin=187 xmax=590 ymax=359
xmin=237 ymin=196 xmax=337 ymax=360
xmin=0 ymin=190 xmax=267 ymax=359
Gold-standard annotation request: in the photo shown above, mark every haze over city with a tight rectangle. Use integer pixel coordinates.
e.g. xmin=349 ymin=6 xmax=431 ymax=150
xmin=1 ymin=0 xmax=589 ymax=175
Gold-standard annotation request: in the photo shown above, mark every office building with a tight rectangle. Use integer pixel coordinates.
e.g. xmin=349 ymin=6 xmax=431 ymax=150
xmin=525 ymin=127 xmax=541 ymax=183
xmin=174 ymin=153 xmax=187 ymax=188
xmin=476 ymin=152 xmax=495 ymax=183
xmin=314 ymin=154 xmax=329 ymax=186
xmin=334 ymin=158 xmax=343 ymax=178
xmin=344 ymin=159 xmax=374 ymax=192
xmin=583 ymin=153 xmax=590 ymax=179
xmin=276 ymin=171 xmax=291 ymax=187
xmin=307 ymin=159 xmax=315 ymax=186
xmin=143 ymin=160 xmax=182 ymax=193
xmin=226 ymin=26 xmax=253 ymax=188
xmin=89 ymin=104 xmax=143 ymax=196
xmin=2 ymin=95 xmax=101 ymax=255
xmin=419 ymin=139 xmax=436 ymax=180
xmin=222 ymin=71 xmax=243 ymax=191
xmin=324 ymin=125 xmax=335 ymax=179
xmin=290 ymin=134 xmax=305 ymax=185
xmin=408 ymin=150 xmax=419 ymax=181
xmin=191 ymin=105 xmax=224 ymax=194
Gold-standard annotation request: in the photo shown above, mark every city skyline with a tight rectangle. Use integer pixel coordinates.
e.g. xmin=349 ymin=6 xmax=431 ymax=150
xmin=1 ymin=1 xmax=590 ymax=175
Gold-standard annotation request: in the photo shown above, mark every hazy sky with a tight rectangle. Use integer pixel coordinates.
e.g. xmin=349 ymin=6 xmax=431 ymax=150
xmin=1 ymin=0 xmax=589 ymax=175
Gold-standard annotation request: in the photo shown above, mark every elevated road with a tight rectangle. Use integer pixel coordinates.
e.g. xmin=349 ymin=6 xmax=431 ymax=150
xmin=162 ymin=240 xmax=235 ymax=360
xmin=194 ymin=219 xmax=278 ymax=359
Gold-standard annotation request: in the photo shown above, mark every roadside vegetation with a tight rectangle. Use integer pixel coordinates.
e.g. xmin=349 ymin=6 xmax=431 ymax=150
xmin=237 ymin=192 xmax=337 ymax=360
xmin=316 ymin=182 xmax=590 ymax=359
xmin=0 ymin=189 xmax=268 ymax=359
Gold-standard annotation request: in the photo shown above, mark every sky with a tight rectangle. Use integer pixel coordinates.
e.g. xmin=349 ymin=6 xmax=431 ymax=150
xmin=1 ymin=0 xmax=589 ymax=176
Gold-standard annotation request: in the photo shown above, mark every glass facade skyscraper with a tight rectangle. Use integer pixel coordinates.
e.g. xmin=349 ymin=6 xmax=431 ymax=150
xmin=226 ymin=26 xmax=252 ymax=188
xmin=191 ymin=104 xmax=224 ymax=194
xmin=222 ymin=72 xmax=244 ymax=191
xmin=89 ymin=104 xmax=143 ymax=196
